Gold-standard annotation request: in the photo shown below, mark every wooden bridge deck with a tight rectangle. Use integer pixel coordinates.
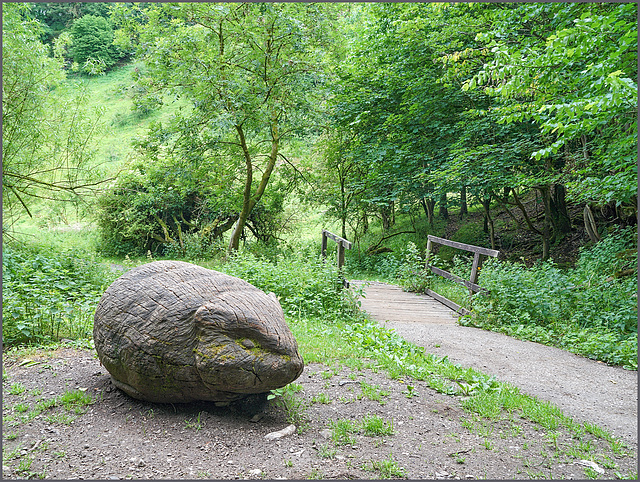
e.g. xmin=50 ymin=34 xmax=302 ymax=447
xmin=351 ymin=280 xmax=458 ymax=324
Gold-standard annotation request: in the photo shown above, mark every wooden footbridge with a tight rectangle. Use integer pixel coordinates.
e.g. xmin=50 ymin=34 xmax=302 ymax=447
xmin=323 ymin=230 xmax=499 ymax=317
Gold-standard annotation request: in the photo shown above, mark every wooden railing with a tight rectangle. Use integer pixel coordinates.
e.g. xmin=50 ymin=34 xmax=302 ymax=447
xmin=321 ymin=229 xmax=352 ymax=288
xmin=424 ymin=235 xmax=499 ymax=315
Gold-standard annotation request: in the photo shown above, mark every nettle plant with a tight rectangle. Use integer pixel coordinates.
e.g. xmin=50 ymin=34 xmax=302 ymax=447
xmin=220 ymin=251 xmax=361 ymax=320
xmin=2 ymin=245 xmax=116 ymax=346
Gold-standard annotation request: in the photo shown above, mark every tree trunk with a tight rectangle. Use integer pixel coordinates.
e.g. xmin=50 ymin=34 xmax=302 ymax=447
xmin=438 ymin=192 xmax=448 ymax=219
xmin=460 ymin=186 xmax=468 ymax=217
xmin=511 ymin=189 xmax=541 ymax=235
xmin=583 ymin=204 xmax=600 ymax=242
xmin=381 ymin=211 xmax=390 ymax=231
xmin=381 ymin=203 xmax=391 ymax=231
xmin=421 ymin=197 xmax=435 ymax=226
xmin=362 ymin=209 xmax=369 ymax=235
xmin=340 ymin=175 xmax=347 ymax=240
xmin=228 ymin=123 xmax=278 ymax=251
xmin=480 ymin=197 xmax=495 ymax=249
xmin=390 ymin=201 xmax=395 ymax=227
xmin=550 ymin=183 xmax=571 ymax=236
xmin=537 ymin=185 xmax=552 ymax=261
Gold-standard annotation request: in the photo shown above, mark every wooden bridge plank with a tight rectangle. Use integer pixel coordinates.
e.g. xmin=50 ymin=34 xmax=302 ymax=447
xmin=352 ymin=281 xmax=458 ymax=324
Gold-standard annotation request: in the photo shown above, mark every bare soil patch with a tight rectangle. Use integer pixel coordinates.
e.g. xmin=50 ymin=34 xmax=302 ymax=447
xmin=3 ymin=347 xmax=637 ymax=480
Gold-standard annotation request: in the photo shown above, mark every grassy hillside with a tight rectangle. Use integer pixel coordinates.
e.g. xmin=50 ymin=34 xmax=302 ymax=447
xmin=68 ymin=61 xmax=192 ymax=171
xmin=9 ymin=62 xmax=191 ymax=238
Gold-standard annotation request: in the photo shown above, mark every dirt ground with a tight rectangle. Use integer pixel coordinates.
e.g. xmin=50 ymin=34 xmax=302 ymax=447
xmin=2 ymin=345 xmax=638 ymax=480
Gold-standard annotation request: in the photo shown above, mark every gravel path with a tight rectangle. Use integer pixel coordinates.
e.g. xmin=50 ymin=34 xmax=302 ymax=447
xmin=355 ymin=281 xmax=638 ymax=447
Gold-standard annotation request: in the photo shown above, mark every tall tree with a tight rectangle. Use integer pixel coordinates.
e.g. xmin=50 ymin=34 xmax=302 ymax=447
xmin=114 ymin=3 xmax=329 ymax=251
xmin=463 ymin=3 xmax=637 ymax=211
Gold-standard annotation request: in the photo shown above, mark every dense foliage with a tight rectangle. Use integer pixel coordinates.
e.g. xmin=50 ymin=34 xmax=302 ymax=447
xmin=1 ymin=3 xmax=636 ymax=373
xmin=219 ymin=251 xmax=361 ymax=320
xmin=2 ymin=245 xmax=116 ymax=346
xmin=30 ymin=2 xmax=113 ymax=44
xmin=321 ymin=3 xmax=636 ymax=258
xmin=465 ymin=227 xmax=637 ymax=369
xmin=96 ymin=153 xmax=287 ymax=257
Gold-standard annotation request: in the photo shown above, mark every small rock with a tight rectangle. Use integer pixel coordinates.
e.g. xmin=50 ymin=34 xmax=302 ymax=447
xmin=265 ymin=424 xmax=296 ymax=441
xmin=319 ymin=429 xmax=332 ymax=439
xmin=335 ymin=455 xmax=345 ymax=461
xmin=338 ymin=380 xmax=358 ymax=386
xmin=248 ymin=469 xmax=262 ymax=476
xmin=577 ymin=460 xmax=605 ymax=475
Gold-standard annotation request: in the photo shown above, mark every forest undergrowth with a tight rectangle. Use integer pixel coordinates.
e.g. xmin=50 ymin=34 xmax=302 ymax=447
xmin=2 ymin=218 xmax=637 ymax=370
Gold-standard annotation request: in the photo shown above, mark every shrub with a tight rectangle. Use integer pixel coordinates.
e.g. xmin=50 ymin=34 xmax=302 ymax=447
xmin=96 ymin=152 xmax=287 ymax=257
xmin=396 ymin=242 xmax=430 ymax=292
xmin=69 ymin=15 xmax=121 ymax=75
xmin=218 ymin=251 xmax=361 ymax=320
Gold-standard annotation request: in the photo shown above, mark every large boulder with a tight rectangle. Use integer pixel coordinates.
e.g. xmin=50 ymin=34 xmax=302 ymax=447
xmin=93 ymin=260 xmax=304 ymax=403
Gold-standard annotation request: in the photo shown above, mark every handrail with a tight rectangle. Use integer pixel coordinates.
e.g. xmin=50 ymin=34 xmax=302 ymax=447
xmin=424 ymin=235 xmax=499 ymax=315
xmin=321 ymin=229 xmax=352 ymax=288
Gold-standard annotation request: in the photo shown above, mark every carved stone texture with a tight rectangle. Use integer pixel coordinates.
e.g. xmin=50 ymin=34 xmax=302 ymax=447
xmin=93 ymin=260 xmax=304 ymax=403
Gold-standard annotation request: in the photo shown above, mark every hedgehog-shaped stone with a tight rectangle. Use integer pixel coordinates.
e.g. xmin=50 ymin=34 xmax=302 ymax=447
xmin=93 ymin=260 xmax=304 ymax=403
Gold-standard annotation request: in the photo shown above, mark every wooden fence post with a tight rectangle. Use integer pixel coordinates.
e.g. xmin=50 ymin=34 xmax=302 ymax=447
xmin=424 ymin=237 xmax=432 ymax=270
xmin=321 ymin=229 xmax=352 ymax=289
xmin=321 ymin=230 xmax=328 ymax=261
xmin=469 ymin=252 xmax=482 ymax=297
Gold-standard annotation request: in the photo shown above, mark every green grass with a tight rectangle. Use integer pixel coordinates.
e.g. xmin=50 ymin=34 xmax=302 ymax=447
xmin=358 ymin=382 xmax=390 ymax=405
xmin=311 ymin=393 xmax=332 ymax=405
xmin=13 ymin=403 xmax=30 ymax=413
xmin=329 ymin=419 xmax=358 ymax=446
xmin=317 ymin=443 xmax=337 ymax=459
xmin=360 ymin=414 xmax=394 ymax=436
xmin=268 ymin=383 xmax=310 ymax=431
xmin=8 ymin=383 xmax=26 ymax=396
xmin=362 ymin=453 xmax=406 ymax=478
